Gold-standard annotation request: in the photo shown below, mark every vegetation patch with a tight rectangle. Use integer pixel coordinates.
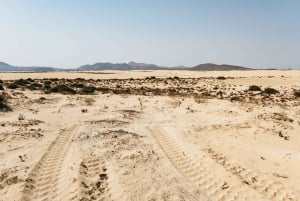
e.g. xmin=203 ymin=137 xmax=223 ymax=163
xmin=0 ymin=93 xmax=11 ymax=112
xmin=216 ymin=76 xmax=226 ymax=80
xmin=71 ymin=83 xmax=85 ymax=88
xmin=50 ymin=85 xmax=76 ymax=95
xmin=27 ymin=83 xmax=42 ymax=90
xmin=80 ymin=86 xmax=96 ymax=94
xmin=7 ymin=83 xmax=19 ymax=89
xmin=14 ymin=79 xmax=29 ymax=86
xmin=264 ymin=87 xmax=279 ymax=94
xmin=294 ymin=91 xmax=300 ymax=98
xmin=248 ymin=85 xmax=261 ymax=91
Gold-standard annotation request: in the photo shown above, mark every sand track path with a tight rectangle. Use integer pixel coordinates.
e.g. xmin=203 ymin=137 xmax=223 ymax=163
xmin=149 ymin=126 xmax=270 ymax=201
xmin=21 ymin=124 xmax=79 ymax=201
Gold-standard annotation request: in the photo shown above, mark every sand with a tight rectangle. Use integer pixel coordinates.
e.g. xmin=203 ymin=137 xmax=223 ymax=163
xmin=0 ymin=70 xmax=300 ymax=201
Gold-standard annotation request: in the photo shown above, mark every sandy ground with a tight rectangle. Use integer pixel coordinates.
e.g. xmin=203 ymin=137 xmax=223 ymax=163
xmin=0 ymin=70 xmax=300 ymax=201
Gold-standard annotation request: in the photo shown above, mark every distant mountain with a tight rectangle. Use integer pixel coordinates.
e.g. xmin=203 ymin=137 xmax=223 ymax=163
xmin=77 ymin=62 xmax=186 ymax=71
xmin=0 ymin=62 xmax=13 ymax=71
xmin=128 ymin=62 xmax=165 ymax=70
xmin=190 ymin=63 xmax=252 ymax=71
xmin=0 ymin=61 xmax=254 ymax=72
xmin=0 ymin=61 xmax=59 ymax=72
xmin=78 ymin=63 xmax=132 ymax=71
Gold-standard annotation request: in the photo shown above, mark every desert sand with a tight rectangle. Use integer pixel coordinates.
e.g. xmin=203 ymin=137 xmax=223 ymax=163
xmin=0 ymin=70 xmax=300 ymax=201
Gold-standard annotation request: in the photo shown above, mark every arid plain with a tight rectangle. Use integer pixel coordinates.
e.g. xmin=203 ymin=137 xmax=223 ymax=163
xmin=0 ymin=70 xmax=300 ymax=201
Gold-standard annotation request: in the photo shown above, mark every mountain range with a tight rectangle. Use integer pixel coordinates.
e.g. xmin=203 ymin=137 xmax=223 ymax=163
xmin=0 ymin=61 xmax=253 ymax=72
xmin=0 ymin=61 xmax=60 ymax=72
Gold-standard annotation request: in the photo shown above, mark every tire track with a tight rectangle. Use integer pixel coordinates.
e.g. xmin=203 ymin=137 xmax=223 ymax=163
xmin=150 ymin=127 xmax=266 ymax=201
xmin=78 ymin=157 xmax=111 ymax=201
xmin=21 ymin=124 xmax=78 ymax=201
xmin=204 ymin=147 xmax=298 ymax=201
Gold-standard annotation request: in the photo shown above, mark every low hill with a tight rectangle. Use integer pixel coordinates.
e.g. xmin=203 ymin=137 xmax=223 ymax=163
xmin=0 ymin=61 xmax=58 ymax=72
xmin=78 ymin=63 xmax=132 ymax=71
xmin=190 ymin=63 xmax=252 ymax=71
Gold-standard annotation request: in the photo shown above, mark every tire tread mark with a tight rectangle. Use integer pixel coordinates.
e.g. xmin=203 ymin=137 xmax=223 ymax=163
xmin=150 ymin=127 xmax=265 ymax=201
xmin=78 ymin=158 xmax=111 ymax=201
xmin=21 ymin=125 xmax=78 ymax=201
xmin=204 ymin=147 xmax=298 ymax=201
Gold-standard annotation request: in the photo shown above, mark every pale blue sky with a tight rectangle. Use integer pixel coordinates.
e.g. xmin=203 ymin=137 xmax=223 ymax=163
xmin=0 ymin=0 xmax=299 ymax=68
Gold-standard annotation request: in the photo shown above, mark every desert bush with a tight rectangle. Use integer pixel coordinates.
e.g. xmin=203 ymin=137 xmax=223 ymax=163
xmin=248 ymin=85 xmax=261 ymax=91
xmin=14 ymin=79 xmax=29 ymax=86
xmin=0 ymin=84 xmax=4 ymax=90
xmin=44 ymin=80 xmax=51 ymax=86
xmin=50 ymin=85 xmax=76 ymax=95
xmin=80 ymin=86 xmax=96 ymax=94
xmin=27 ymin=83 xmax=42 ymax=90
xmin=0 ymin=79 xmax=3 ymax=84
xmin=7 ymin=83 xmax=19 ymax=89
xmin=26 ymin=78 xmax=34 ymax=82
xmin=294 ymin=91 xmax=300 ymax=98
xmin=81 ymin=109 xmax=88 ymax=113
xmin=152 ymin=88 xmax=163 ymax=96
xmin=43 ymin=81 xmax=52 ymax=91
xmin=146 ymin=76 xmax=156 ymax=80
xmin=71 ymin=83 xmax=85 ymax=88
xmin=75 ymin=78 xmax=85 ymax=82
xmin=216 ymin=76 xmax=226 ymax=80
xmin=18 ymin=113 xmax=25 ymax=121
xmin=96 ymin=87 xmax=110 ymax=93
xmin=38 ymin=97 xmax=46 ymax=104
xmin=84 ymin=97 xmax=95 ymax=105
xmin=230 ymin=96 xmax=240 ymax=101
xmin=0 ymin=93 xmax=11 ymax=112
xmin=264 ymin=87 xmax=279 ymax=94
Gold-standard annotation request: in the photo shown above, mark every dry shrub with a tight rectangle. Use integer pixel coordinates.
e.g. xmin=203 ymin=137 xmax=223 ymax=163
xmin=51 ymin=85 xmax=76 ymax=95
xmin=216 ymin=76 xmax=226 ymax=80
xmin=0 ymin=93 xmax=11 ymax=112
xmin=84 ymin=97 xmax=96 ymax=106
xmin=264 ymin=87 xmax=279 ymax=94
xmin=80 ymin=86 xmax=96 ymax=94
xmin=248 ymin=85 xmax=261 ymax=91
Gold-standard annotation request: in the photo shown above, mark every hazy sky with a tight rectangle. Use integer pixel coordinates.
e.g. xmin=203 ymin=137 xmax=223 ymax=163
xmin=1 ymin=0 xmax=300 ymax=69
